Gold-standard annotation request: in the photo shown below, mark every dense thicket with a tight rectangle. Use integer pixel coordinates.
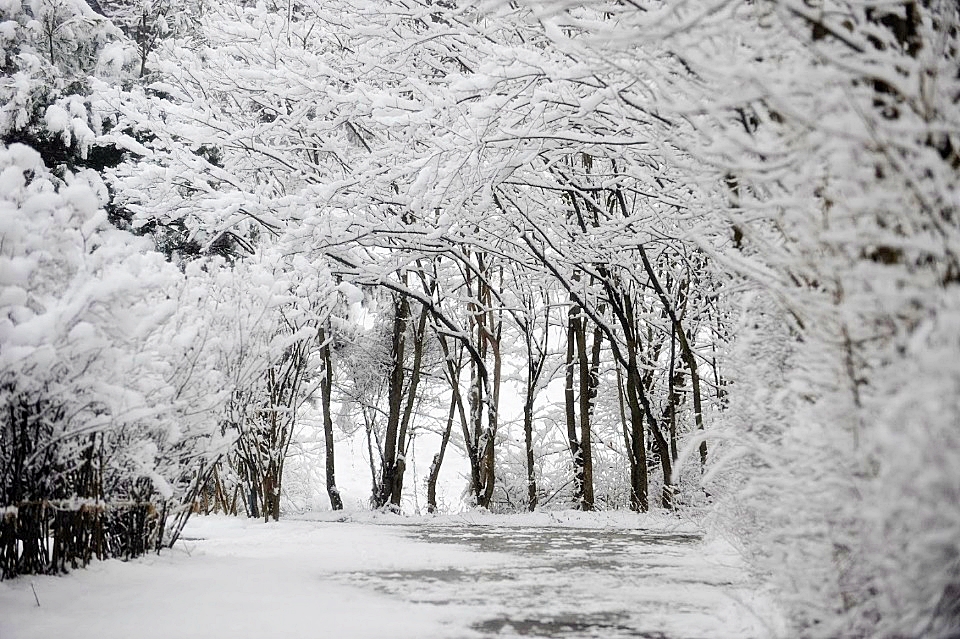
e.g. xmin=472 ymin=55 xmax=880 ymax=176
xmin=1 ymin=0 xmax=957 ymax=636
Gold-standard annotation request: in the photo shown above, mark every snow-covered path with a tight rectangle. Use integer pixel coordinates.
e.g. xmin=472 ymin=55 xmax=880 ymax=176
xmin=0 ymin=512 xmax=780 ymax=639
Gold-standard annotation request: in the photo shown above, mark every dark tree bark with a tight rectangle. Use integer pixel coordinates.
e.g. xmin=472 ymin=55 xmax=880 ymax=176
xmin=376 ymin=294 xmax=408 ymax=510
xmin=434 ymin=329 xmax=481 ymax=504
xmin=463 ymin=255 xmax=501 ymax=509
xmin=318 ymin=326 xmax=342 ymax=511
xmin=390 ymin=305 xmax=429 ymax=508
xmin=580 ymin=322 xmax=603 ymax=510
xmin=565 ymin=301 xmax=584 ymax=504
xmin=520 ymin=305 xmax=548 ymax=512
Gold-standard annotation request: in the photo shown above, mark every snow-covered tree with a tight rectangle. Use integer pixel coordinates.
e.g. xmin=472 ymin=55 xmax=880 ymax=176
xmin=526 ymin=0 xmax=960 ymax=634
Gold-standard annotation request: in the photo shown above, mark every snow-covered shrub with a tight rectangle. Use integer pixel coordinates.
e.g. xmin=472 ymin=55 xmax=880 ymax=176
xmin=0 ymin=142 xmax=236 ymax=576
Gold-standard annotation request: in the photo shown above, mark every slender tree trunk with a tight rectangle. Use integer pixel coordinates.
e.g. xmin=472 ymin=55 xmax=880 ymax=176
xmin=480 ymin=276 xmax=502 ymax=509
xmin=435 ymin=331 xmax=480 ymax=503
xmin=580 ymin=323 xmax=603 ymax=511
xmin=377 ymin=295 xmax=408 ymax=509
xmin=363 ymin=405 xmax=379 ymax=503
xmin=518 ymin=288 xmax=547 ymax=513
xmin=668 ymin=324 xmax=679 ymax=463
xmin=391 ymin=305 xmax=429 ymax=507
xmin=624 ymin=340 xmax=650 ymax=512
xmin=523 ymin=334 xmax=538 ymax=511
xmin=616 ymin=368 xmax=635 ymax=509
xmin=427 ymin=388 xmax=457 ymax=513
xmin=634 ymin=234 xmax=707 ymax=471
xmin=465 ymin=263 xmax=501 ymax=510
xmin=575 ymin=310 xmax=593 ymax=510
xmin=318 ymin=327 xmax=342 ymax=511
xmin=565 ymin=302 xmax=584 ymax=504
xmin=469 ymin=360 xmax=485 ymax=505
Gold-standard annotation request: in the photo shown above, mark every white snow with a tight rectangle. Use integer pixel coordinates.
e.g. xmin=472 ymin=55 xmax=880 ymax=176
xmin=43 ymin=105 xmax=71 ymax=145
xmin=0 ymin=20 xmax=17 ymax=39
xmin=0 ymin=512 xmax=783 ymax=639
xmin=336 ymin=281 xmax=364 ymax=305
xmin=97 ymin=43 xmax=128 ymax=77
xmin=0 ymin=516 xmax=496 ymax=639
xmin=61 ymin=184 xmax=99 ymax=218
xmin=0 ymin=166 xmax=25 ymax=195
xmin=107 ymin=133 xmax=152 ymax=157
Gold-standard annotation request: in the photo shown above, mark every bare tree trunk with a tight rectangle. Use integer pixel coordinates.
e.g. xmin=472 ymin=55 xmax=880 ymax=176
xmin=516 ymin=285 xmax=547 ymax=513
xmin=580 ymin=323 xmax=603 ymax=511
xmin=434 ymin=330 xmax=480 ymax=503
xmin=480 ymin=273 xmax=502 ymax=509
xmin=377 ymin=295 xmax=408 ymax=510
xmin=318 ymin=326 xmax=342 ymax=511
xmin=575 ymin=309 xmax=593 ymax=510
xmin=363 ymin=405 xmax=380 ymax=504
xmin=668 ymin=324 xmax=679 ymax=463
xmin=615 ymin=367 xmax=635 ymax=509
xmin=633 ymin=230 xmax=707 ymax=471
xmin=391 ymin=305 xmax=429 ymax=507
xmin=523 ymin=339 xmax=539 ymax=511
xmin=427 ymin=388 xmax=457 ymax=513
xmin=565 ymin=302 xmax=584 ymax=505
xmin=464 ymin=259 xmax=501 ymax=510
xmin=624 ymin=338 xmax=650 ymax=512
xmin=468 ymin=360 xmax=485 ymax=506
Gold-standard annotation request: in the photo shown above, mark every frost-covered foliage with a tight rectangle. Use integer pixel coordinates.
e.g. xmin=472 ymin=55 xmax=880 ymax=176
xmin=93 ymin=0 xmax=204 ymax=77
xmin=95 ymin=0 xmax=727 ymax=518
xmin=200 ymin=252 xmax=340 ymax=521
xmin=706 ymin=5 xmax=960 ymax=636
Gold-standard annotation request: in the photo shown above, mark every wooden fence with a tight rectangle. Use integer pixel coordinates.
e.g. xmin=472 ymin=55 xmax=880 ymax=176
xmin=0 ymin=499 xmax=164 ymax=579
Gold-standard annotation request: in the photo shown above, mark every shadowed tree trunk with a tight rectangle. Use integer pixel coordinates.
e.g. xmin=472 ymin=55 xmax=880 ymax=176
xmin=376 ymin=294 xmax=408 ymax=510
xmin=318 ymin=325 xmax=342 ymax=511
xmin=520 ymin=296 xmax=549 ymax=511
xmin=566 ymin=300 xmax=602 ymax=511
xmin=434 ymin=328 xmax=481 ymax=505
xmin=565 ymin=300 xmax=584 ymax=504
xmin=464 ymin=254 xmax=501 ymax=509
xmin=579 ymin=322 xmax=603 ymax=511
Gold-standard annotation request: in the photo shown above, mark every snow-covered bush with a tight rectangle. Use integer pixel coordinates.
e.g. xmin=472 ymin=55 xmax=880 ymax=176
xmin=0 ymin=143 xmax=161 ymax=574
xmin=0 ymin=142 xmax=242 ymax=576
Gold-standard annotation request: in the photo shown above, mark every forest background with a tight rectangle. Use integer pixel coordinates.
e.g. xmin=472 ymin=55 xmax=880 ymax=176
xmin=1 ymin=0 xmax=958 ymax=637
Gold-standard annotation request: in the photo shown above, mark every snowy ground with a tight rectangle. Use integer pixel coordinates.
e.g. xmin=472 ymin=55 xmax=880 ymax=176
xmin=0 ymin=511 xmax=783 ymax=639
